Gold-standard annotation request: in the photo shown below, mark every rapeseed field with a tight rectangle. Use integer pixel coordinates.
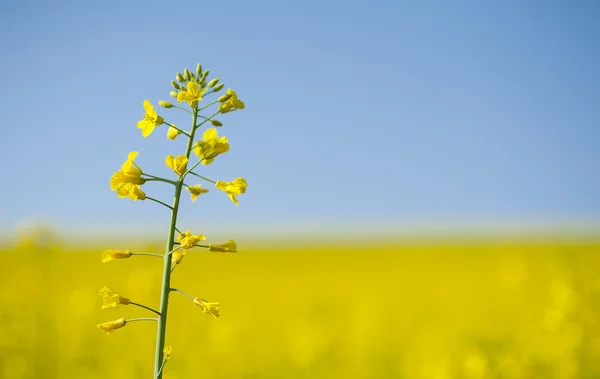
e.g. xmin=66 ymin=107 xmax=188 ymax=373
xmin=1 ymin=232 xmax=599 ymax=378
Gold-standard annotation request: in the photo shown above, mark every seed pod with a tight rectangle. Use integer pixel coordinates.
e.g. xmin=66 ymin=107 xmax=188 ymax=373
xmin=176 ymin=72 xmax=184 ymax=82
xmin=213 ymin=83 xmax=224 ymax=92
xmin=171 ymin=80 xmax=180 ymax=90
xmin=169 ymin=91 xmax=178 ymax=98
xmin=207 ymin=78 xmax=220 ymax=88
xmin=196 ymin=63 xmax=202 ymax=76
xmin=218 ymin=94 xmax=232 ymax=102
xmin=158 ymin=100 xmax=172 ymax=108
xmin=210 ymin=119 xmax=223 ymax=127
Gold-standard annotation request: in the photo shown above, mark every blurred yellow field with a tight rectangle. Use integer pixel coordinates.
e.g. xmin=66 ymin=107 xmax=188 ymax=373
xmin=1 ymin=235 xmax=600 ymax=378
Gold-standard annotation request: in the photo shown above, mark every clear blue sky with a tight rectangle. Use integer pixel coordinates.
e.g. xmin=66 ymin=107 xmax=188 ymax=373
xmin=1 ymin=0 xmax=599 ymax=239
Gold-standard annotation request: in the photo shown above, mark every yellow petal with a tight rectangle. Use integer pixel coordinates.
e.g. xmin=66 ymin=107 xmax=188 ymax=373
xmin=143 ymin=99 xmax=153 ymax=115
xmin=203 ymin=128 xmax=218 ymax=142
xmin=165 ymin=155 xmax=175 ymax=169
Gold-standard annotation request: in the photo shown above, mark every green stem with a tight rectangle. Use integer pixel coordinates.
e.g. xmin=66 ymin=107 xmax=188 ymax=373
xmin=126 ymin=318 xmax=158 ymax=323
xmin=157 ymin=359 xmax=167 ymax=377
xmin=194 ymin=110 xmax=220 ymax=130
xmin=153 ymin=104 xmax=199 ymax=379
xmin=197 ymin=99 xmax=219 ymax=113
xmin=142 ymin=174 xmax=178 ymax=186
xmin=188 ymin=171 xmax=216 ymax=184
xmin=183 ymin=158 xmax=206 ymax=177
xmin=130 ymin=302 xmax=161 ymax=316
xmin=143 ymin=178 xmax=176 ymax=186
xmin=172 ymin=105 xmax=193 ymax=114
xmin=147 ymin=197 xmax=174 ymax=210
xmin=131 ymin=252 xmax=164 ymax=258
xmin=163 ymin=121 xmax=190 ymax=137
xmin=170 ymin=287 xmax=195 ymax=300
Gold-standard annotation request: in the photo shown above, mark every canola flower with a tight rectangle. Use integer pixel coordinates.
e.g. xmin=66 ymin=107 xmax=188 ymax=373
xmin=186 ymin=184 xmax=209 ymax=202
xmin=99 ymin=63 xmax=246 ymax=379
xmin=215 ymin=178 xmax=247 ymax=206
xmin=137 ymin=100 xmax=164 ymax=137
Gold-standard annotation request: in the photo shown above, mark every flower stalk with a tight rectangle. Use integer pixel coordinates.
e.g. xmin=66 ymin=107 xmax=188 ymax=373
xmin=153 ymin=103 xmax=198 ymax=377
xmin=100 ymin=63 xmax=246 ymax=379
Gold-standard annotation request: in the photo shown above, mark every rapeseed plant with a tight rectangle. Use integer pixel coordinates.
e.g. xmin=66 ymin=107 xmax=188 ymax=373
xmin=97 ymin=63 xmax=245 ymax=378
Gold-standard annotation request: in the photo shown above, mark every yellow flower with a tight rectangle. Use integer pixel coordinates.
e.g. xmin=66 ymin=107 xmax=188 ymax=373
xmin=218 ymin=89 xmax=245 ymax=113
xmin=177 ymin=231 xmax=206 ymax=249
xmin=98 ymin=286 xmax=130 ymax=309
xmin=167 ymin=126 xmax=180 ymax=140
xmin=97 ymin=317 xmax=126 ymax=335
xmin=137 ymin=100 xmax=164 ymax=137
xmin=177 ymin=82 xmax=207 ymax=107
xmin=116 ymin=182 xmax=146 ymax=201
xmin=192 ymin=128 xmax=230 ymax=165
xmin=193 ymin=298 xmax=220 ymax=318
xmin=165 ymin=155 xmax=189 ymax=176
xmin=209 ymin=240 xmax=237 ymax=253
xmin=110 ymin=152 xmax=144 ymax=191
xmin=215 ymin=177 xmax=247 ymax=206
xmin=102 ymin=249 xmax=132 ymax=263
xmin=164 ymin=346 xmax=173 ymax=360
xmin=186 ymin=184 xmax=209 ymax=202
xmin=172 ymin=250 xmax=186 ymax=267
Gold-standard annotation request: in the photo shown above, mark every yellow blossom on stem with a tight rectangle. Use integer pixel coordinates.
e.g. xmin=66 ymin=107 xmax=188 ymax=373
xmin=98 ymin=286 xmax=130 ymax=309
xmin=193 ymin=298 xmax=220 ymax=318
xmin=186 ymin=184 xmax=209 ymax=202
xmin=218 ymin=89 xmax=245 ymax=113
xmin=177 ymin=81 xmax=207 ymax=107
xmin=172 ymin=250 xmax=186 ymax=267
xmin=163 ymin=346 xmax=172 ymax=360
xmin=102 ymin=249 xmax=132 ymax=263
xmin=177 ymin=231 xmax=206 ymax=249
xmin=165 ymin=155 xmax=189 ymax=176
xmin=116 ymin=182 xmax=146 ymax=201
xmin=215 ymin=177 xmax=247 ymax=206
xmin=110 ymin=152 xmax=144 ymax=191
xmin=97 ymin=317 xmax=126 ymax=335
xmin=167 ymin=126 xmax=181 ymax=140
xmin=192 ymin=128 xmax=230 ymax=165
xmin=209 ymin=240 xmax=237 ymax=253
xmin=137 ymin=100 xmax=164 ymax=137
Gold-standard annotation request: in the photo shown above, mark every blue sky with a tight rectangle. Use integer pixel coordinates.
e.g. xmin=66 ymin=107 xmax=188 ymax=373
xmin=1 ymin=0 xmax=599 ymax=239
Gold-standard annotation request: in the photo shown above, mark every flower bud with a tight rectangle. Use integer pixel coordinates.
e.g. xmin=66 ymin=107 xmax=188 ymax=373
xmin=207 ymin=78 xmax=220 ymax=88
xmin=200 ymin=78 xmax=207 ymax=88
xmin=196 ymin=63 xmax=202 ymax=76
xmin=184 ymin=68 xmax=191 ymax=80
xmin=176 ymin=72 xmax=184 ymax=82
xmin=213 ymin=83 xmax=224 ymax=92
xmin=210 ymin=119 xmax=223 ymax=126
xmin=167 ymin=126 xmax=181 ymax=140
xmin=171 ymin=80 xmax=180 ymax=90
xmin=218 ymin=94 xmax=232 ymax=102
xmin=169 ymin=91 xmax=178 ymax=98
xmin=158 ymin=100 xmax=172 ymax=108
xmin=202 ymin=69 xmax=210 ymax=79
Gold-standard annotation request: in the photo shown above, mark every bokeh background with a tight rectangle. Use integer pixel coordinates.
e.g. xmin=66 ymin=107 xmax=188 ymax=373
xmin=1 ymin=0 xmax=600 ymax=378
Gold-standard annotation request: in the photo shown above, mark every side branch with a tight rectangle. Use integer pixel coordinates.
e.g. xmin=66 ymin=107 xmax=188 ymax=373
xmin=147 ymin=197 xmax=174 ymax=210
xmin=130 ymin=302 xmax=162 ymax=316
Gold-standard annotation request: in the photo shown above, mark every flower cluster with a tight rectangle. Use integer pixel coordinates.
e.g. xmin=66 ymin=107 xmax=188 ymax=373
xmin=97 ymin=63 xmax=247 ymax=378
